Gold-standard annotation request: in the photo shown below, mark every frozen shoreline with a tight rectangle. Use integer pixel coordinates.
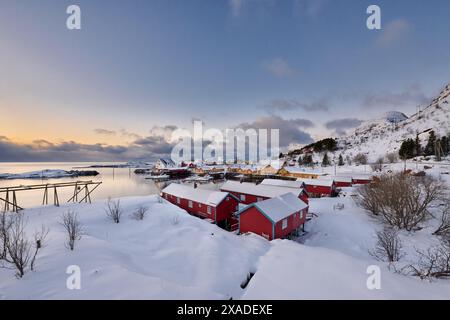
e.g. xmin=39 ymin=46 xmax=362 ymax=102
xmin=0 ymin=169 xmax=99 ymax=180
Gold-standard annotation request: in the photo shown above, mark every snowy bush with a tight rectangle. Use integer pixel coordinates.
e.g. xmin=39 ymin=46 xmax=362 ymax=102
xmin=406 ymin=241 xmax=450 ymax=279
xmin=356 ymin=174 xmax=443 ymax=231
xmin=0 ymin=213 xmax=47 ymax=278
xmin=370 ymin=227 xmax=404 ymax=263
xmin=60 ymin=211 xmax=83 ymax=251
xmin=433 ymin=201 xmax=450 ymax=240
xmin=386 ymin=152 xmax=398 ymax=163
xmin=370 ymin=157 xmax=384 ymax=172
xmin=131 ymin=206 xmax=149 ymax=221
xmin=30 ymin=225 xmax=49 ymax=271
xmin=353 ymin=153 xmax=368 ymax=165
xmin=105 ymin=199 xmax=123 ymax=224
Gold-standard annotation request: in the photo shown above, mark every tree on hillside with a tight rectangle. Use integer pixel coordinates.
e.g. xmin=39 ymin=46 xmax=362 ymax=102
xmin=424 ymin=131 xmax=437 ymax=156
xmin=399 ymin=138 xmax=416 ymax=160
xmin=299 ymin=154 xmax=313 ymax=167
xmin=321 ymin=152 xmax=331 ymax=167
xmin=441 ymin=135 xmax=449 ymax=155
xmin=338 ymin=154 xmax=344 ymax=166
xmin=353 ymin=153 xmax=368 ymax=165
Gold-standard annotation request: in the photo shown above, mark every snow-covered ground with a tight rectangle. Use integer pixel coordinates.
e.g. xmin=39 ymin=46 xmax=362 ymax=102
xmin=1 ymin=163 xmax=449 ymax=299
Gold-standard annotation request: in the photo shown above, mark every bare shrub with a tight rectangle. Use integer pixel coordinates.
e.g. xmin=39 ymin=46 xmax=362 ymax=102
xmin=105 ymin=199 xmax=122 ymax=224
xmin=356 ymin=184 xmax=380 ymax=215
xmin=386 ymin=152 xmax=398 ymax=164
xmin=3 ymin=214 xmax=32 ymax=278
xmin=406 ymin=242 xmax=450 ymax=279
xmin=369 ymin=227 xmax=404 ymax=262
xmin=433 ymin=201 xmax=450 ymax=239
xmin=0 ymin=212 xmax=12 ymax=260
xmin=353 ymin=153 xmax=368 ymax=165
xmin=30 ymin=225 xmax=49 ymax=271
xmin=356 ymin=173 xmax=443 ymax=231
xmin=370 ymin=157 xmax=384 ymax=172
xmin=131 ymin=206 xmax=149 ymax=220
xmin=60 ymin=211 xmax=83 ymax=251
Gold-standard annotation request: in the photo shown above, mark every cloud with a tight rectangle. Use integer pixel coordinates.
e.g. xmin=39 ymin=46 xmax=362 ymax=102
xmin=0 ymin=138 xmax=137 ymax=162
xmin=236 ymin=115 xmax=314 ymax=147
xmin=0 ymin=125 xmax=180 ymax=162
xmin=362 ymin=85 xmax=429 ymax=109
xmin=119 ymin=129 xmax=142 ymax=140
xmin=262 ymin=58 xmax=295 ymax=78
xmin=94 ymin=128 xmax=116 ymax=136
xmin=294 ymin=0 xmax=328 ymax=17
xmin=376 ymin=19 xmax=411 ymax=48
xmin=229 ymin=0 xmax=243 ymax=17
xmin=229 ymin=0 xmax=275 ymax=17
xmin=325 ymin=118 xmax=363 ymax=136
xmin=263 ymin=98 xmax=329 ymax=113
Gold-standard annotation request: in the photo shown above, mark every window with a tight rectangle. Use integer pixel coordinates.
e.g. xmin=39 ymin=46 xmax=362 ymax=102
xmin=207 ymin=206 xmax=211 ymax=214
xmin=198 ymin=203 xmax=201 ymax=208
xmin=282 ymin=219 xmax=288 ymax=230
xmin=240 ymin=195 xmax=246 ymax=201
xmin=257 ymin=197 xmax=263 ymax=202
xmin=176 ymin=197 xmax=180 ymax=204
xmin=188 ymin=200 xmax=193 ymax=208
xmin=226 ymin=197 xmax=229 ymax=201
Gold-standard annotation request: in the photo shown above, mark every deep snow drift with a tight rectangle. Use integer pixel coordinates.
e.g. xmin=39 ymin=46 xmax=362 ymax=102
xmin=1 ymin=183 xmax=449 ymax=299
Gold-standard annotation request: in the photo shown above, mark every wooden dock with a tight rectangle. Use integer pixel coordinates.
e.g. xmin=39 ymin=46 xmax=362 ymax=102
xmin=0 ymin=180 xmax=102 ymax=213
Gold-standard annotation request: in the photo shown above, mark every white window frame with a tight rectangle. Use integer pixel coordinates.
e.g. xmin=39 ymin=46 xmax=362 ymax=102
xmin=207 ymin=206 xmax=212 ymax=214
xmin=176 ymin=197 xmax=180 ymax=204
xmin=188 ymin=200 xmax=193 ymax=208
xmin=240 ymin=194 xmax=246 ymax=201
xmin=282 ymin=218 xmax=288 ymax=230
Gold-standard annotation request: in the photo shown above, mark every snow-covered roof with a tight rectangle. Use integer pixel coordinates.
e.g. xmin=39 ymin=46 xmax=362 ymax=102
xmin=351 ymin=175 xmax=372 ymax=181
xmin=318 ymin=175 xmax=352 ymax=183
xmin=258 ymin=159 xmax=284 ymax=170
xmin=221 ymin=181 xmax=304 ymax=198
xmin=162 ymin=183 xmax=231 ymax=207
xmin=239 ymin=193 xmax=308 ymax=223
xmin=296 ymin=178 xmax=335 ymax=187
xmin=260 ymin=179 xmax=306 ymax=189
xmin=282 ymin=167 xmax=326 ymax=175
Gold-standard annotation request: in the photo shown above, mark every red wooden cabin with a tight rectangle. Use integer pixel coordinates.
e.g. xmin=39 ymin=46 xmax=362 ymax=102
xmin=237 ymin=193 xmax=308 ymax=241
xmin=220 ymin=180 xmax=309 ymax=205
xmin=161 ymin=183 xmax=239 ymax=225
xmin=352 ymin=175 xmax=372 ymax=185
xmin=318 ymin=176 xmax=353 ymax=188
xmin=296 ymin=178 xmax=337 ymax=197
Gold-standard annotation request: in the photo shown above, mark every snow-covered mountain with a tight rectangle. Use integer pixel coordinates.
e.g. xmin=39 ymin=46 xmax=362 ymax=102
xmin=337 ymin=84 xmax=450 ymax=162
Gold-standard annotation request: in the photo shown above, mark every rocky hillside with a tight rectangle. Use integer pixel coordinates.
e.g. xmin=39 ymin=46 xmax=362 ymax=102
xmin=335 ymin=84 xmax=450 ymax=162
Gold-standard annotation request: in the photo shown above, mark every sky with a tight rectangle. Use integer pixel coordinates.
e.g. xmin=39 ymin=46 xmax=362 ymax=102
xmin=0 ymin=0 xmax=449 ymax=161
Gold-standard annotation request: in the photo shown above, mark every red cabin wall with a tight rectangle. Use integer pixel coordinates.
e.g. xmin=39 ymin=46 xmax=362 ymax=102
xmin=220 ymin=190 xmax=268 ymax=205
xmin=335 ymin=181 xmax=352 ymax=188
xmin=300 ymin=192 xmax=309 ymax=205
xmin=162 ymin=192 xmax=229 ymax=221
xmin=352 ymin=179 xmax=371 ymax=185
xmin=273 ymin=208 xmax=307 ymax=239
xmin=305 ymin=185 xmax=333 ymax=196
xmin=239 ymin=207 xmax=274 ymax=240
xmin=216 ymin=196 xmax=239 ymax=222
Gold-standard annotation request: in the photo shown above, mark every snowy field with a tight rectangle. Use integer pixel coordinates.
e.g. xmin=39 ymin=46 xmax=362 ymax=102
xmin=1 ymin=163 xmax=450 ymax=300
